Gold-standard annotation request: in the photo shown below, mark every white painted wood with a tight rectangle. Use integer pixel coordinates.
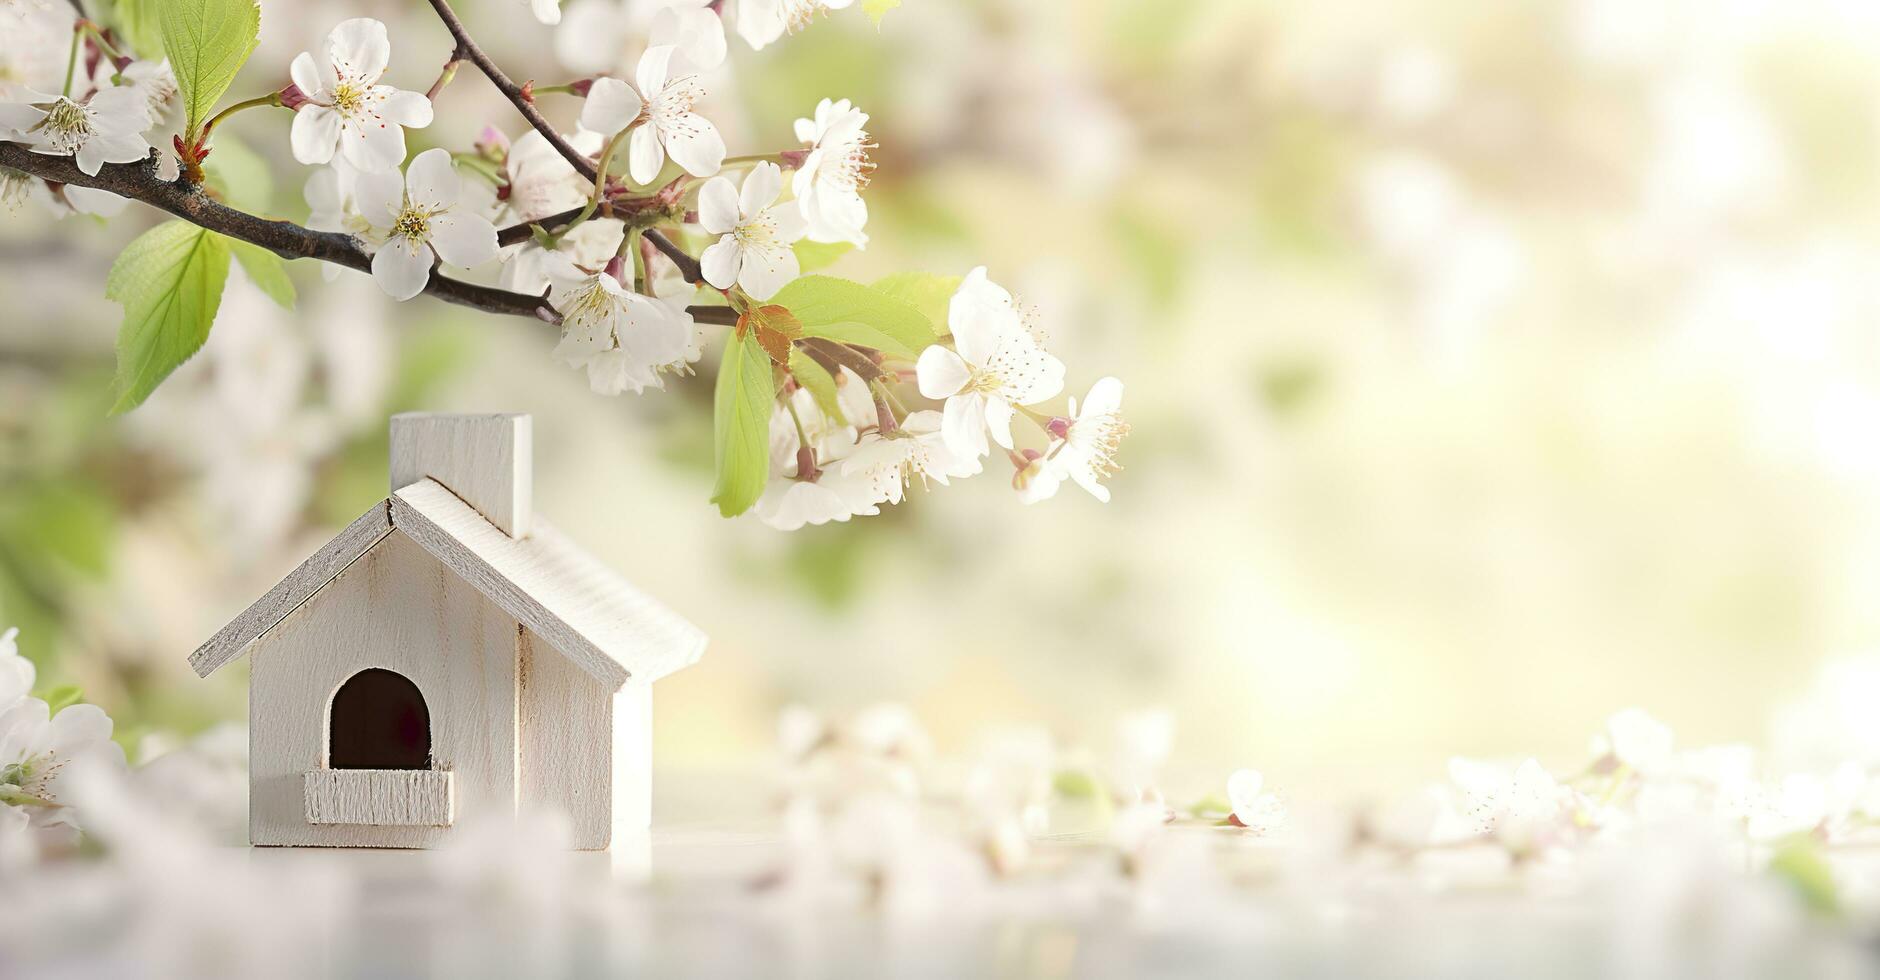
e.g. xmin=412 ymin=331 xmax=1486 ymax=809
xmin=518 ymin=628 xmax=614 ymax=849
xmin=611 ymin=681 xmax=653 ymax=838
xmin=392 ymin=479 xmax=707 ymax=690
xmin=189 ymin=502 xmax=392 ymax=678
xmin=249 ymin=531 xmax=518 ymax=848
xmin=389 ymin=413 xmax=533 ymax=538
xmin=304 ymin=770 xmax=454 ymax=826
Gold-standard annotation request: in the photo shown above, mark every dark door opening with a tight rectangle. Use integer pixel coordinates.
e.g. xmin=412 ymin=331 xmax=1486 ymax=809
xmin=328 ymin=668 xmax=432 ymax=770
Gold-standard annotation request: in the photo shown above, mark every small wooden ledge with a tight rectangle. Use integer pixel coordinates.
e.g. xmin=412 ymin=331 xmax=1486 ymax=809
xmin=304 ymin=770 xmax=455 ymax=827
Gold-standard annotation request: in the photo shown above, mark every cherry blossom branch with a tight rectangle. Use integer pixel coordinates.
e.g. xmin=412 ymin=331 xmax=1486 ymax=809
xmin=423 ymin=0 xmax=599 ymax=183
xmin=0 ymin=143 xmax=559 ymax=321
xmin=645 ymin=229 xmax=703 ymax=283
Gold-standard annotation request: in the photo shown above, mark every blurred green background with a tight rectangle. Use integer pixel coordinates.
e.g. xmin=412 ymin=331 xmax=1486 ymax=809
xmin=6 ymin=0 xmax=1880 ymax=790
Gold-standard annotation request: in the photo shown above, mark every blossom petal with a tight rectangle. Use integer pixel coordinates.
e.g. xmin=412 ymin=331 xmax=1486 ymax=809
xmin=579 ymin=77 xmax=643 ymax=136
xmin=371 ymin=236 xmax=433 ymax=301
xmin=327 ymin=18 xmax=391 ymax=85
xmin=699 ymin=235 xmax=742 ymax=290
xmin=697 ymin=175 xmax=741 ymax=234
xmin=634 ymin=44 xmax=675 ymax=99
xmin=379 ymin=88 xmax=434 ymax=128
xmin=289 ymin=51 xmax=325 ymax=98
xmin=740 ymin=160 xmax=783 ymax=216
xmin=531 ymin=0 xmax=563 ymax=24
xmin=941 ymin=393 xmax=989 ymax=460
xmin=74 ymin=139 xmax=106 ymax=176
xmin=404 ymin=147 xmax=459 ymax=211
xmin=627 ymin=124 xmax=665 ymax=185
xmin=915 ymin=345 xmax=970 ymax=399
xmin=767 ymin=202 xmax=808 ymax=243
xmin=651 ymin=6 xmax=726 ymax=72
xmin=353 ymin=169 xmax=405 ymax=229
xmin=736 ymin=240 xmax=798 ymax=300
xmin=427 ymin=212 xmax=498 ymax=268
xmin=289 ymin=106 xmax=341 ymax=165
xmin=661 ymin=113 xmax=725 ymax=177
xmin=44 ymin=703 xmax=112 ymax=758
xmin=984 ymin=396 xmax=1015 ymax=450
xmin=1079 ymin=376 xmax=1123 ymax=418
xmin=340 ymin=113 xmax=410 ymax=173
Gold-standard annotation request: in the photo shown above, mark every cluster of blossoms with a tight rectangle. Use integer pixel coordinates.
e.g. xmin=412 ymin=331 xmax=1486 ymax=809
xmin=0 ymin=628 xmax=127 ymax=867
xmin=0 ymin=1 xmax=1125 ymax=529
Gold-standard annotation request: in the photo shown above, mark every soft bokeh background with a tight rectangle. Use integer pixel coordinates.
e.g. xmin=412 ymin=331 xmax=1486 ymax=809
xmin=7 ymin=0 xmax=1880 ymax=794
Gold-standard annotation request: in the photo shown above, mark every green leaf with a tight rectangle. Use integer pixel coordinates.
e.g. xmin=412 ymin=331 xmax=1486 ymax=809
xmin=862 ymin=0 xmax=900 ymax=27
xmin=113 ymin=0 xmax=165 ymax=61
xmin=201 ymin=131 xmax=273 ymax=212
xmin=870 ymin=272 xmax=960 ymax=333
xmin=159 ymin=0 xmax=261 ymax=136
xmin=711 ymin=330 xmax=777 ymax=517
xmin=787 ymin=348 xmax=846 ymax=426
xmin=771 ymin=275 xmax=937 ymax=360
xmin=227 ymin=239 xmax=294 ymax=308
xmin=793 ymin=240 xmax=854 ymax=272
xmin=41 ymin=685 xmax=84 ymax=714
xmin=106 ymin=221 xmax=232 ymax=414
xmin=1769 ymin=837 xmax=1841 ymax=916
xmin=1052 ymin=769 xmax=1105 ymax=800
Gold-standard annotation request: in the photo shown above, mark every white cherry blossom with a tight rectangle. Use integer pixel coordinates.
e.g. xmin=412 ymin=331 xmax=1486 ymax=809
xmin=698 ymin=161 xmax=806 ymax=300
xmin=0 ymin=684 xmax=128 ymax=833
xmin=1226 ymin=769 xmax=1286 ymax=834
xmin=653 ymin=0 xmax=728 ymax=71
xmin=1591 ymin=708 xmax=1675 ymax=774
xmin=1031 ymin=376 xmax=1126 ymax=503
xmin=543 ymin=252 xmax=694 ymax=395
xmin=94 ymin=59 xmax=178 ymax=129
xmin=915 ymin=267 xmax=1066 ymax=460
xmin=527 ymin=0 xmax=564 ymax=25
xmin=792 ymin=98 xmax=872 ymax=246
xmin=496 ymin=129 xmax=625 ymax=295
xmin=753 ymin=374 xmax=885 ymax=529
xmin=735 ymin=0 xmax=856 ymax=51
xmin=354 ymin=148 xmax=499 ymax=301
xmin=304 ymin=159 xmax=368 ymax=282
xmin=578 ymin=45 xmax=725 ymax=185
xmin=288 ymin=19 xmax=434 ymax=173
xmin=0 ymin=86 xmax=152 ymax=176
xmin=840 ymin=410 xmax=979 ymax=504
xmin=1449 ymin=757 xmax=1575 ymax=854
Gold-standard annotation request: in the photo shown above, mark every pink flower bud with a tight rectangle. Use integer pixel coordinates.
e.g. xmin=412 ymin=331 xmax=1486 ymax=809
xmin=1045 ymin=416 xmax=1072 ymax=440
xmin=569 ymin=78 xmax=594 ymax=97
xmin=603 ymin=255 xmax=627 ymax=282
xmin=795 ymin=445 xmax=821 ymax=482
xmin=278 ymin=83 xmax=310 ymax=110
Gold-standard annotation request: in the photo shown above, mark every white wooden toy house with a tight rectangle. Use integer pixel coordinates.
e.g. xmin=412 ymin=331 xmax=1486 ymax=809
xmin=187 ymin=413 xmax=706 ymax=849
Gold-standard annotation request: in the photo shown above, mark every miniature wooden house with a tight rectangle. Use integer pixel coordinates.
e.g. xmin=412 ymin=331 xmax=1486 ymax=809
xmin=188 ymin=413 xmax=706 ymax=849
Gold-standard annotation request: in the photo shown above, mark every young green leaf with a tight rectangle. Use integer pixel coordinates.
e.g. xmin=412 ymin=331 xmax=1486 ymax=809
xmin=741 ymin=304 xmax=803 ymax=366
xmin=160 ymin=0 xmax=261 ymax=136
xmin=770 ymin=275 xmax=937 ymax=359
xmin=862 ymin=0 xmax=901 ymax=27
xmin=106 ymin=221 xmax=232 ymax=414
xmin=113 ymin=0 xmax=165 ymax=62
xmin=788 ymin=348 xmax=847 ymax=426
xmin=226 ymin=238 xmax=295 ymax=308
xmin=870 ymin=271 xmax=961 ymax=333
xmin=711 ymin=330 xmax=777 ymax=517
xmin=793 ymin=240 xmax=854 ymax=272
xmin=41 ymin=685 xmax=85 ymax=714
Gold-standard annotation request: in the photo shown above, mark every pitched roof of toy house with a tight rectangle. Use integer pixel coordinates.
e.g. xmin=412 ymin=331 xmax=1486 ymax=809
xmin=187 ymin=414 xmax=706 ymax=690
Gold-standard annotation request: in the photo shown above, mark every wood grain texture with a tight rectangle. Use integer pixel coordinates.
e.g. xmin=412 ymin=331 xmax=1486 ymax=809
xmin=189 ymin=501 xmax=392 ymax=678
xmin=391 ymin=479 xmax=708 ymax=690
xmin=304 ymin=770 xmax=455 ymax=826
xmin=518 ymin=629 xmax=614 ymax=849
xmin=250 ymin=532 xmax=518 ymax=848
xmin=389 ymin=413 xmax=533 ymax=538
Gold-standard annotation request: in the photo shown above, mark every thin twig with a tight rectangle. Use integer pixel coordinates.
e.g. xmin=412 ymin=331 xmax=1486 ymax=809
xmin=426 ymin=42 xmax=469 ymax=101
xmin=645 ymin=229 xmax=702 ymax=283
xmin=424 ymin=0 xmax=598 ymax=183
xmin=0 ymin=144 xmax=559 ymax=322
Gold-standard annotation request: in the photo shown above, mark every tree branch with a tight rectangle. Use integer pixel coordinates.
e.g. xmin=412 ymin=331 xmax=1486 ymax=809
xmin=645 ymin=229 xmax=703 ymax=284
xmin=0 ymin=143 xmax=560 ymax=322
xmin=425 ymin=0 xmax=598 ymax=183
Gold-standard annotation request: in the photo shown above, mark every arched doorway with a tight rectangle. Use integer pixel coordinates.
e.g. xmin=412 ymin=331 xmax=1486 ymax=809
xmin=328 ymin=668 xmax=432 ymax=770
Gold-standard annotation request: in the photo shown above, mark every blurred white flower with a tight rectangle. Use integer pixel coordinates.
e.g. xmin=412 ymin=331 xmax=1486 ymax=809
xmin=0 ymin=87 xmax=152 ymax=176
xmin=579 ymin=45 xmax=725 ymax=185
xmin=1449 ymin=757 xmax=1573 ymax=854
xmin=0 ymin=627 xmax=30 ymax=707
xmin=95 ymin=59 xmax=177 ymax=129
xmin=916 ymin=267 xmax=1066 ymax=460
xmin=287 ymin=18 xmax=433 ymax=173
xmin=355 ymin=148 xmax=500 ymax=300
xmin=0 ymin=696 xmax=127 ymax=833
xmin=1226 ymin=769 xmax=1286 ymax=834
xmin=304 ymin=158 xmax=367 ymax=282
xmin=792 ymin=98 xmax=872 ymax=247
xmin=651 ymin=0 xmax=727 ymax=71
xmin=1592 ymin=708 xmax=1675 ymax=774
xmin=698 ymin=161 xmax=806 ymax=299
xmin=527 ymin=0 xmax=564 ymax=25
